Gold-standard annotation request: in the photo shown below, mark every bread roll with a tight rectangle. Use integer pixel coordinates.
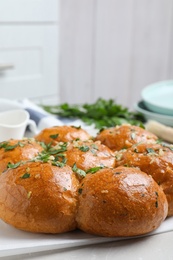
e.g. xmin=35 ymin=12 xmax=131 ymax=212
xmin=0 ymin=125 xmax=170 ymax=236
xmin=95 ymin=124 xmax=158 ymax=151
xmin=0 ymin=161 xmax=79 ymax=233
xmin=0 ymin=139 xmax=43 ymax=174
xmin=76 ymin=166 xmax=168 ymax=237
xmin=64 ymin=140 xmax=115 ymax=172
xmin=35 ymin=125 xmax=92 ymax=145
xmin=114 ymin=142 xmax=173 ymax=216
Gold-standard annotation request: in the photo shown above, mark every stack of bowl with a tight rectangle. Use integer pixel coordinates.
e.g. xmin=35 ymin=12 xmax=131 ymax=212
xmin=135 ymin=80 xmax=173 ymax=126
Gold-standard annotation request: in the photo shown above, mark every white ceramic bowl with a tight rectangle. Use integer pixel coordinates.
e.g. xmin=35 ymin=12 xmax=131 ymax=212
xmin=141 ymin=80 xmax=173 ymax=116
xmin=134 ymin=101 xmax=173 ymax=127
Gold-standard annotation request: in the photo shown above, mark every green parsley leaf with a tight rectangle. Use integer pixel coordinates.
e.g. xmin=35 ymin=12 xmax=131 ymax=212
xmin=146 ymin=148 xmax=156 ymax=154
xmin=79 ymin=146 xmax=90 ymax=152
xmin=4 ymin=144 xmax=18 ymax=151
xmin=86 ymin=166 xmax=104 ymax=174
xmin=0 ymin=142 xmax=8 ymax=149
xmin=50 ymin=134 xmax=59 ymax=139
xmin=78 ymin=188 xmax=83 ymax=194
xmin=52 ymin=161 xmax=65 ymax=168
xmin=72 ymin=163 xmax=86 ymax=177
xmin=114 ymin=171 xmax=122 ymax=175
xmin=20 ymin=173 xmax=30 ymax=179
xmin=7 ymin=162 xmax=22 ymax=169
xmin=41 ymin=98 xmax=145 ymax=129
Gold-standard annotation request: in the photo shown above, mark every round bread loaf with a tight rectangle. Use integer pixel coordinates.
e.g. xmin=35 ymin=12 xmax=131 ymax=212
xmin=95 ymin=124 xmax=158 ymax=151
xmin=64 ymin=140 xmax=115 ymax=172
xmin=35 ymin=125 xmax=92 ymax=145
xmin=0 ymin=139 xmax=43 ymax=174
xmin=76 ymin=166 xmax=168 ymax=237
xmin=0 ymin=161 xmax=79 ymax=233
xmin=114 ymin=142 xmax=173 ymax=216
xmin=0 ymin=125 xmax=171 ymax=237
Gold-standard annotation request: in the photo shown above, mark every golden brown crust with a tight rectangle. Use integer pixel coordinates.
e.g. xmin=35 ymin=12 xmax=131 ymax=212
xmin=35 ymin=125 xmax=92 ymax=145
xmin=0 ymin=124 xmax=171 ymax=236
xmin=64 ymin=140 xmax=115 ymax=171
xmin=114 ymin=142 xmax=173 ymax=216
xmin=76 ymin=166 xmax=168 ymax=237
xmin=0 ymin=162 xmax=79 ymax=233
xmin=0 ymin=139 xmax=43 ymax=174
xmin=95 ymin=124 xmax=158 ymax=151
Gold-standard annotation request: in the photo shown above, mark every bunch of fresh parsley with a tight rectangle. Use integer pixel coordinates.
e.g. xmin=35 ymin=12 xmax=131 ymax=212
xmin=42 ymin=98 xmax=145 ymax=129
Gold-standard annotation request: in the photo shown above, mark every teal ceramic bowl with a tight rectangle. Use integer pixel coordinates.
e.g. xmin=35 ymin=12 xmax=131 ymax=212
xmin=141 ymin=80 xmax=173 ymax=116
xmin=134 ymin=101 xmax=173 ymax=127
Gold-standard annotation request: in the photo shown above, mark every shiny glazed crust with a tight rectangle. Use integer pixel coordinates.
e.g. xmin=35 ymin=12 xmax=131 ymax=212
xmin=0 ymin=139 xmax=43 ymax=174
xmin=0 ymin=162 xmax=79 ymax=233
xmin=95 ymin=124 xmax=158 ymax=151
xmin=64 ymin=140 xmax=115 ymax=171
xmin=76 ymin=166 xmax=168 ymax=237
xmin=114 ymin=142 xmax=173 ymax=216
xmin=0 ymin=124 xmax=171 ymax=236
xmin=35 ymin=125 xmax=92 ymax=145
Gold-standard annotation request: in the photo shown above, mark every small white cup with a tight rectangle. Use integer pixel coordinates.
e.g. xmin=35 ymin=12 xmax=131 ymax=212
xmin=0 ymin=109 xmax=37 ymax=142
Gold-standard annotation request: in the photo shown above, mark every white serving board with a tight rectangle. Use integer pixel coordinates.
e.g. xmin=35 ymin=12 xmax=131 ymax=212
xmin=0 ymin=217 xmax=173 ymax=257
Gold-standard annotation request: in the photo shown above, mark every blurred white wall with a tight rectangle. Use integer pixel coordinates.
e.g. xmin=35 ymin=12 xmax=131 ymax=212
xmin=59 ymin=0 xmax=173 ymax=109
xmin=1 ymin=0 xmax=173 ymax=109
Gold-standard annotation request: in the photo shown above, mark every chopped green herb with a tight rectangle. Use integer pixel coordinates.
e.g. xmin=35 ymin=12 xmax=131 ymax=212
xmin=18 ymin=142 xmax=25 ymax=147
xmin=72 ymin=163 xmax=86 ymax=177
xmin=33 ymin=152 xmax=51 ymax=163
xmin=79 ymin=146 xmax=90 ymax=152
xmin=44 ymin=142 xmax=53 ymax=151
xmin=39 ymin=141 xmax=49 ymax=150
xmin=156 ymin=139 xmax=162 ymax=144
xmin=155 ymin=191 xmax=159 ymax=208
xmin=114 ymin=171 xmax=122 ymax=175
xmin=54 ymin=155 xmax=67 ymax=164
xmin=99 ymin=127 xmax=106 ymax=132
xmin=161 ymin=143 xmax=173 ymax=151
xmin=90 ymin=149 xmax=97 ymax=155
xmin=155 ymin=201 xmax=158 ymax=208
xmin=48 ymin=142 xmax=68 ymax=153
xmin=32 ymin=142 xmax=68 ymax=165
xmin=52 ymin=161 xmax=65 ymax=168
xmin=5 ymin=144 xmax=18 ymax=151
xmin=0 ymin=141 xmax=26 ymax=151
xmin=0 ymin=142 xmax=8 ymax=149
xmin=50 ymin=134 xmax=59 ymax=139
xmin=86 ymin=166 xmax=104 ymax=174
xmin=91 ymin=144 xmax=99 ymax=150
xmin=146 ymin=148 xmax=156 ymax=154
xmin=21 ymin=172 xmax=30 ymax=179
xmin=7 ymin=162 xmax=22 ymax=169
xmin=78 ymin=188 xmax=83 ymax=194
